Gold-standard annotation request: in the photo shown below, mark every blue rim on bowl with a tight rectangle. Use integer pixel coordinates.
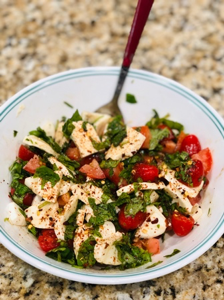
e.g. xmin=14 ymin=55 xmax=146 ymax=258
xmin=0 ymin=67 xmax=223 ymax=284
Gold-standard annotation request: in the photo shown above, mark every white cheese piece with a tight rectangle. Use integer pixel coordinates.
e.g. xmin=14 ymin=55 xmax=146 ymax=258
xmin=190 ymin=204 xmax=203 ymax=222
xmin=31 ymin=195 xmax=43 ymax=206
xmin=54 ymin=194 xmax=79 ymax=240
xmin=70 ymin=121 xmax=101 ymax=158
xmin=76 ymin=205 xmax=94 ymax=227
xmin=59 ymin=180 xmax=71 ymax=196
xmin=117 ymin=182 xmax=165 ymax=196
xmin=41 ymin=121 xmax=55 ymax=138
xmin=23 ymin=135 xmax=59 ymax=157
xmin=105 ymin=127 xmax=145 ymax=161
xmin=71 ymin=183 xmax=104 ymax=205
xmin=94 ymin=231 xmax=122 ymax=266
xmin=24 ymin=170 xmax=63 ymax=203
xmin=6 ymin=202 xmax=26 ymax=226
xmin=25 ymin=200 xmax=59 ymax=229
xmin=48 ymin=156 xmax=74 ymax=178
xmin=99 ymin=221 xmax=116 ymax=239
xmin=55 ymin=122 xmax=68 ymax=147
xmin=81 ymin=111 xmax=111 ymax=136
xmin=135 ymin=205 xmax=167 ymax=239
xmin=74 ymin=224 xmax=91 ymax=256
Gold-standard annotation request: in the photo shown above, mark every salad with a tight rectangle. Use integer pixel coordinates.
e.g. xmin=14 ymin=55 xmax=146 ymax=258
xmin=6 ymin=109 xmax=213 ymax=269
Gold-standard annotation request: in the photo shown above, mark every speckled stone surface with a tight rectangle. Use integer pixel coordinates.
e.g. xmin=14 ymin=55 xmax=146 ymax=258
xmin=0 ymin=0 xmax=224 ymax=299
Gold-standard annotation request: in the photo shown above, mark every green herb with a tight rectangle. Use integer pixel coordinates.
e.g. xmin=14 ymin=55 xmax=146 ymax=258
xmin=62 ymin=110 xmax=82 ymax=139
xmin=64 ymin=101 xmax=74 ymax=108
xmin=105 ymin=115 xmax=127 ymax=147
xmin=90 ymin=138 xmax=110 ymax=151
xmin=57 ymin=154 xmax=80 ymax=172
xmin=149 ymin=128 xmax=170 ymax=150
xmin=64 ymin=225 xmax=75 ymax=240
xmin=88 ymin=198 xmax=116 ymax=226
xmin=28 ymin=225 xmax=38 ymax=237
xmin=34 ymin=166 xmax=60 ymax=187
xmin=164 ymin=151 xmax=189 ymax=169
xmin=19 ymin=208 xmax=26 ymax=217
xmin=126 ymin=93 xmax=137 ymax=104
xmin=64 ymin=201 xmax=85 ymax=240
xmin=76 ymin=236 xmax=96 ymax=267
xmin=46 ymin=241 xmax=76 ymax=266
xmin=29 ymin=127 xmax=61 ymax=153
xmin=82 ymin=121 xmax=88 ymax=131
xmin=143 ymin=190 xmax=153 ymax=205
xmin=119 ymin=154 xmax=143 ymax=183
xmin=124 ymin=197 xmax=144 ymax=217
xmin=207 ymin=207 xmax=211 ymax=216
xmin=13 ymin=130 xmax=18 ymax=137
xmin=100 ymin=159 xmax=120 ymax=169
xmin=115 ymin=234 xmax=151 ymax=269
xmin=164 ymin=249 xmax=180 ymax=258
xmin=4 ymin=218 xmax=9 ymax=222
xmin=38 ymin=201 xmax=51 ymax=209
xmin=146 ymin=261 xmax=163 ymax=269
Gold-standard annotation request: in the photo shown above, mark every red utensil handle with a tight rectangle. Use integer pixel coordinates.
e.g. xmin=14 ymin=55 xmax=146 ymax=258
xmin=122 ymin=0 xmax=154 ymax=68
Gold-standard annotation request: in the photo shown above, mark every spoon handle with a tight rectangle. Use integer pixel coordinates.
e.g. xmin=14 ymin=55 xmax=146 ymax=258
xmin=123 ymin=0 xmax=154 ymax=68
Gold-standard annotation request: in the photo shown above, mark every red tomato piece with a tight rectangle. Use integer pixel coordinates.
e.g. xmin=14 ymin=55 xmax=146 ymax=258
xmin=79 ymin=159 xmax=106 ymax=179
xmin=133 ymin=163 xmax=159 ymax=182
xmin=188 ymin=159 xmax=204 ymax=187
xmin=175 ymin=131 xmax=186 ymax=152
xmin=103 ymin=162 xmax=128 ymax=187
xmin=38 ymin=229 xmax=60 ymax=252
xmin=134 ymin=126 xmax=151 ymax=149
xmin=158 ymin=124 xmax=175 ymax=140
xmin=23 ymin=193 xmax=35 ymax=206
xmin=180 ymin=134 xmax=201 ymax=155
xmin=188 ymin=194 xmax=201 ymax=206
xmin=79 ymin=153 xmax=101 ymax=167
xmin=23 ymin=155 xmax=42 ymax=174
xmin=161 ymin=140 xmax=176 ymax=154
xmin=145 ymin=238 xmax=160 ymax=255
xmin=191 ymin=148 xmax=212 ymax=175
xmin=171 ymin=211 xmax=195 ymax=237
xmin=118 ymin=204 xmax=147 ymax=231
xmin=18 ymin=145 xmax=35 ymax=161
xmin=10 ymin=187 xmax=15 ymax=196
xmin=65 ymin=147 xmax=80 ymax=161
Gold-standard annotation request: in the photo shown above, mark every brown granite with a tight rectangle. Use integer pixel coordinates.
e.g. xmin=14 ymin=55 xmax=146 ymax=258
xmin=0 ymin=0 xmax=224 ymax=299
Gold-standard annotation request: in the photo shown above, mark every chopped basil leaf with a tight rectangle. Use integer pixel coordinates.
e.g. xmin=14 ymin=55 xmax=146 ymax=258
xmin=46 ymin=241 xmax=76 ymax=266
xmin=57 ymin=154 xmax=80 ymax=171
xmin=164 ymin=249 xmax=180 ymax=258
xmin=162 ymin=119 xmax=184 ymax=132
xmin=126 ymin=93 xmax=137 ymax=104
xmin=4 ymin=218 xmax=9 ymax=222
xmin=13 ymin=130 xmax=18 ymax=137
xmin=100 ymin=159 xmax=120 ymax=169
xmin=64 ymin=101 xmax=74 ymax=108
xmin=146 ymin=261 xmax=163 ymax=269
xmin=149 ymin=128 xmax=170 ymax=150
xmin=76 ymin=236 xmax=96 ymax=267
xmin=82 ymin=121 xmax=88 ymax=131
xmin=34 ymin=166 xmax=60 ymax=187
xmin=28 ymin=224 xmax=38 ymax=237
xmin=164 ymin=151 xmax=189 ymax=169
xmin=29 ymin=127 xmax=61 ymax=153
xmin=88 ymin=197 xmax=116 ymax=226
xmin=124 ymin=197 xmax=144 ymax=217
xmin=90 ymin=138 xmax=110 ymax=151
xmin=62 ymin=110 xmax=82 ymax=139
xmin=19 ymin=208 xmax=26 ymax=217
xmin=105 ymin=115 xmax=127 ymax=147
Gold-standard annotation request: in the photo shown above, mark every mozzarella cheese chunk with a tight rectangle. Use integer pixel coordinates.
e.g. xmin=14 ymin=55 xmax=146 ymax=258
xmin=70 ymin=121 xmax=101 ymax=158
xmin=117 ymin=182 xmax=165 ymax=196
xmin=25 ymin=170 xmax=62 ymax=203
xmin=94 ymin=231 xmax=122 ymax=266
xmin=76 ymin=205 xmax=94 ymax=227
xmin=23 ymin=135 xmax=59 ymax=157
xmin=135 ymin=205 xmax=167 ymax=239
xmin=99 ymin=221 xmax=116 ymax=239
xmin=81 ymin=111 xmax=111 ymax=136
xmin=6 ymin=202 xmax=26 ymax=226
xmin=59 ymin=180 xmax=71 ymax=196
xmin=71 ymin=183 xmax=104 ymax=205
xmin=48 ymin=156 xmax=74 ymax=178
xmin=105 ymin=127 xmax=145 ymax=161
xmin=55 ymin=122 xmax=68 ymax=147
xmin=190 ymin=204 xmax=203 ymax=222
xmin=25 ymin=200 xmax=59 ymax=229
xmin=54 ymin=194 xmax=79 ymax=240
xmin=74 ymin=224 xmax=91 ymax=256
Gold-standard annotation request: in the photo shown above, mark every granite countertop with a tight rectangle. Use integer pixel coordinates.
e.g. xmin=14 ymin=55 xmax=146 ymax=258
xmin=0 ymin=0 xmax=224 ymax=299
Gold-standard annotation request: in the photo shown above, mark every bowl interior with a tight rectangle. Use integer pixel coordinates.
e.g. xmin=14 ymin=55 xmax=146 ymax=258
xmin=0 ymin=67 xmax=223 ymax=284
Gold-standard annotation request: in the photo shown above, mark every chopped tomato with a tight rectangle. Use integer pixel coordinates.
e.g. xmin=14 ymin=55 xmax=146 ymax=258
xmin=161 ymin=140 xmax=176 ymax=154
xmin=180 ymin=134 xmax=201 ymax=155
xmin=79 ymin=153 xmax=101 ymax=167
xmin=134 ymin=126 xmax=151 ymax=148
xmin=158 ymin=124 xmax=175 ymax=140
xmin=145 ymin=238 xmax=160 ymax=255
xmin=23 ymin=193 xmax=35 ymax=206
xmin=38 ymin=229 xmax=60 ymax=252
xmin=103 ymin=162 xmax=128 ymax=187
xmin=118 ymin=204 xmax=146 ymax=231
xmin=191 ymin=148 xmax=212 ymax=175
xmin=175 ymin=131 xmax=186 ymax=152
xmin=23 ymin=155 xmax=42 ymax=174
xmin=10 ymin=187 xmax=15 ymax=196
xmin=133 ymin=163 xmax=159 ymax=182
xmin=178 ymin=159 xmax=204 ymax=187
xmin=79 ymin=159 xmax=106 ymax=179
xmin=171 ymin=211 xmax=195 ymax=237
xmin=18 ymin=145 xmax=35 ymax=161
xmin=65 ymin=147 xmax=80 ymax=161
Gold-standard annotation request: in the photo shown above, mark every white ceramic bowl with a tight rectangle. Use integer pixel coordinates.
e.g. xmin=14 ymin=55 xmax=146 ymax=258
xmin=0 ymin=67 xmax=223 ymax=284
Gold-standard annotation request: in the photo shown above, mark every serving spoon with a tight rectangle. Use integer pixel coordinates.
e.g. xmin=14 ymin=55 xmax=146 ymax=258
xmin=95 ymin=0 xmax=154 ymax=117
